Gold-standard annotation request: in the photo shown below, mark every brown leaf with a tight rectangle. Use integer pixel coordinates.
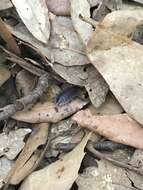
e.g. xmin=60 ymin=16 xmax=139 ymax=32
xmin=0 ymin=18 xmax=20 ymax=55
xmin=0 ymin=67 xmax=11 ymax=87
xmin=72 ymin=109 xmax=143 ymax=149
xmin=12 ymin=99 xmax=88 ymax=123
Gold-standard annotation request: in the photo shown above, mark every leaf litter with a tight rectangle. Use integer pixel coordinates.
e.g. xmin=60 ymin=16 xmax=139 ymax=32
xmin=1 ymin=0 xmax=143 ymax=190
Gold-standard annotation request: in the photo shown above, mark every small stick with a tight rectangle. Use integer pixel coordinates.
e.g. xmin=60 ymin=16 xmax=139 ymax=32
xmin=87 ymin=142 xmax=143 ymax=176
xmin=0 ymin=73 xmax=49 ymax=121
xmin=79 ymin=15 xmax=98 ymax=28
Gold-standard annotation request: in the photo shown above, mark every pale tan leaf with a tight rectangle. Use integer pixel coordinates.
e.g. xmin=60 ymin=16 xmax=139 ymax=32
xmin=11 ymin=0 xmax=50 ymax=43
xmin=20 ymin=132 xmax=91 ymax=190
xmin=88 ymin=95 xmax=123 ymax=115
xmin=71 ymin=0 xmax=93 ymax=45
xmin=87 ymin=10 xmax=143 ymax=125
xmin=72 ymin=109 xmax=143 ymax=149
xmin=0 ymin=0 xmax=12 ymax=10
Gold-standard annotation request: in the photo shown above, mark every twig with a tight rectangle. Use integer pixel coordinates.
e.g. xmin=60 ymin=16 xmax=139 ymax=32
xmin=0 ymin=73 xmax=49 ymax=121
xmin=0 ymin=46 xmax=46 ymax=76
xmin=79 ymin=15 xmax=98 ymax=28
xmin=87 ymin=142 xmax=143 ymax=176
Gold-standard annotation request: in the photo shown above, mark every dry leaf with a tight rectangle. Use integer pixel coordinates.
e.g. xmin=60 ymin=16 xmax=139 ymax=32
xmin=12 ymin=99 xmax=88 ymax=123
xmin=127 ymin=149 xmax=143 ymax=189
xmin=0 ymin=157 xmax=13 ymax=189
xmin=77 ymin=161 xmax=131 ymax=190
xmin=16 ymin=70 xmax=36 ymax=96
xmin=11 ymin=0 xmax=50 ymax=43
xmin=71 ymin=0 xmax=93 ymax=45
xmin=50 ymin=16 xmax=89 ymax=66
xmin=0 ymin=0 xmax=13 ymax=10
xmin=0 ymin=128 xmax=31 ymax=160
xmin=52 ymin=63 xmax=88 ymax=86
xmin=87 ymin=10 xmax=143 ymax=125
xmin=8 ymin=22 xmax=51 ymax=59
xmin=53 ymin=63 xmax=108 ymax=107
xmin=20 ymin=132 xmax=91 ymax=190
xmin=46 ymin=0 xmax=70 ymax=16
xmin=72 ymin=109 xmax=143 ymax=149
xmin=0 ymin=17 xmax=20 ymax=55
xmin=7 ymin=123 xmax=49 ymax=185
xmin=85 ymin=66 xmax=108 ymax=108
xmin=88 ymin=94 xmax=123 ymax=115
xmin=0 ymin=67 xmax=11 ymax=87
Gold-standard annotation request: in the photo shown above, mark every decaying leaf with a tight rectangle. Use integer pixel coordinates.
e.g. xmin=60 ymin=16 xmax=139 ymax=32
xmin=0 ymin=67 xmax=11 ymax=87
xmin=126 ymin=149 xmax=143 ymax=189
xmin=72 ymin=109 xmax=143 ymax=149
xmin=0 ymin=128 xmax=31 ymax=160
xmin=50 ymin=16 xmax=89 ymax=66
xmin=77 ymin=161 xmax=132 ymax=190
xmin=52 ymin=63 xmax=88 ymax=86
xmin=6 ymin=123 xmax=49 ymax=185
xmin=71 ymin=0 xmax=93 ymax=45
xmin=87 ymin=10 xmax=143 ymax=125
xmin=46 ymin=0 xmax=70 ymax=16
xmin=0 ymin=157 xmax=13 ymax=189
xmin=20 ymin=132 xmax=91 ymax=190
xmin=85 ymin=66 xmax=108 ymax=108
xmin=11 ymin=0 xmax=50 ymax=43
xmin=16 ymin=70 xmax=37 ymax=96
xmin=12 ymin=98 xmax=88 ymax=123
